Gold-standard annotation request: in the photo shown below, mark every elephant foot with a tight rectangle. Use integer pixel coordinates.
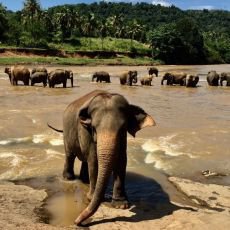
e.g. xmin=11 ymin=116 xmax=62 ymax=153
xmin=111 ymin=198 xmax=129 ymax=209
xmin=63 ymin=171 xmax=76 ymax=180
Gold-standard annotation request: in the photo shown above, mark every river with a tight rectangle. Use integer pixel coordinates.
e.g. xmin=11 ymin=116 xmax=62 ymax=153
xmin=0 ymin=64 xmax=229 ymax=226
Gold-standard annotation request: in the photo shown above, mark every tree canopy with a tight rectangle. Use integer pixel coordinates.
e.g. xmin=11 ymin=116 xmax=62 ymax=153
xmin=0 ymin=1 xmax=229 ymax=64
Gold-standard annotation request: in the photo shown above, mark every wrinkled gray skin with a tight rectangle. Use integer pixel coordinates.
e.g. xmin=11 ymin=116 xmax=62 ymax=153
xmin=119 ymin=71 xmax=138 ymax=86
xmin=4 ymin=66 xmax=30 ymax=86
xmin=140 ymin=75 xmax=153 ymax=86
xmin=207 ymin=70 xmax=219 ymax=86
xmin=48 ymin=69 xmax=73 ymax=88
xmin=31 ymin=67 xmax=48 ymax=75
xmin=186 ymin=74 xmax=199 ymax=87
xmin=92 ymin=71 xmax=111 ymax=83
xmin=220 ymin=72 xmax=230 ymax=86
xmin=148 ymin=67 xmax=158 ymax=77
xmin=48 ymin=90 xmax=155 ymax=226
xmin=30 ymin=72 xmax=48 ymax=87
xmin=161 ymin=72 xmax=186 ymax=86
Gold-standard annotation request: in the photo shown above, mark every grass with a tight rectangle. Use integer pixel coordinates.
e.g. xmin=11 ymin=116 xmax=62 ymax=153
xmin=49 ymin=37 xmax=151 ymax=54
xmin=0 ymin=56 xmax=157 ymax=66
xmin=0 ymin=37 xmax=160 ymax=65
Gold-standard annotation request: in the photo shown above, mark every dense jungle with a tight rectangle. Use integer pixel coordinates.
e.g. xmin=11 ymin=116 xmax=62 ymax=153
xmin=0 ymin=0 xmax=230 ymax=64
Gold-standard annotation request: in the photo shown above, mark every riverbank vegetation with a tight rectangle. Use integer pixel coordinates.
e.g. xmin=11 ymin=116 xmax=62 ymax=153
xmin=0 ymin=0 xmax=229 ymax=64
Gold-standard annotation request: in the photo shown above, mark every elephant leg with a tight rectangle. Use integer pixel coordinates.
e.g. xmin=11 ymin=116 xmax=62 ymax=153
xmin=79 ymin=161 xmax=89 ymax=184
xmin=112 ymin=152 xmax=129 ymax=209
xmin=63 ymin=81 xmax=67 ymax=88
xmin=63 ymin=153 xmax=77 ymax=180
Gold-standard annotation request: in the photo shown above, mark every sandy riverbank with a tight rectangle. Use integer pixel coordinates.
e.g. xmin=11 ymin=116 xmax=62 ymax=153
xmin=1 ymin=176 xmax=229 ymax=230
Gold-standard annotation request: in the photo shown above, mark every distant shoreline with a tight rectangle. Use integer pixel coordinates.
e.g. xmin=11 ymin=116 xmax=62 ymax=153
xmin=0 ymin=48 xmax=157 ymax=66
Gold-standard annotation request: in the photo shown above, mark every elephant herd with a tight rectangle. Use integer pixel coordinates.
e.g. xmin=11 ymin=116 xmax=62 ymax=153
xmin=4 ymin=66 xmax=74 ymax=88
xmin=91 ymin=67 xmax=230 ymax=87
xmin=206 ymin=70 xmax=230 ymax=86
xmin=4 ymin=66 xmax=230 ymax=88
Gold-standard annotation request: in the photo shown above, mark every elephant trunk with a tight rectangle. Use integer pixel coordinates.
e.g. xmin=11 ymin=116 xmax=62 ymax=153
xmin=75 ymin=133 xmax=117 ymax=226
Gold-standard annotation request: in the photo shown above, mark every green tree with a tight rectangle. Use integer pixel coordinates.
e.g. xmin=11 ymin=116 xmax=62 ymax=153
xmin=148 ymin=23 xmax=184 ymax=64
xmin=0 ymin=3 xmax=8 ymax=42
xmin=82 ymin=13 xmax=97 ymax=49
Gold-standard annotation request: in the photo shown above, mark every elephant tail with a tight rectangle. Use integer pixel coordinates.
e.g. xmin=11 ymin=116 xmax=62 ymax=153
xmin=47 ymin=123 xmax=63 ymax=133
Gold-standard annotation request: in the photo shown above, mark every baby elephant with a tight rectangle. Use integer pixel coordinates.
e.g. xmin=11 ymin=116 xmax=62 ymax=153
xmin=140 ymin=75 xmax=153 ymax=86
xmin=148 ymin=67 xmax=158 ymax=77
xmin=48 ymin=90 xmax=155 ymax=226
xmin=220 ymin=72 xmax=230 ymax=86
xmin=30 ymin=72 xmax=48 ymax=87
xmin=92 ymin=71 xmax=111 ymax=83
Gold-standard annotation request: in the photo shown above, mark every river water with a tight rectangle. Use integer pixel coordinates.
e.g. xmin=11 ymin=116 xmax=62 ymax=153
xmin=0 ymin=64 xmax=229 ymax=226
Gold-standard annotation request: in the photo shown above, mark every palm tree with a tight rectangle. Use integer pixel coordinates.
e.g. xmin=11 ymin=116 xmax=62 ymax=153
xmin=128 ymin=19 xmax=142 ymax=48
xmin=21 ymin=0 xmax=41 ymax=41
xmin=82 ymin=13 xmax=97 ymax=50
xmin=98 ymin=21 xmax=108 ymax=50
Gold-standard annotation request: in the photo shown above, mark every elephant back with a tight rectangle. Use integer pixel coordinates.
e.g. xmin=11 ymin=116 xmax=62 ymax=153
xmin=207 ymin=70 xmax=219 ymax=86
xmin=12 ymin=66 xmax=30 ymax=79
xmin=31 ymin=67 xmax=48 ymax=74
xmin=119 ymin=71 xmax=129 ymax=84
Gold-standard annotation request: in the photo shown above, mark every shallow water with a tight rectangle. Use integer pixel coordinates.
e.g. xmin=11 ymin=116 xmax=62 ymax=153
xmin=0 ymin=64 xmax=229 ymax=225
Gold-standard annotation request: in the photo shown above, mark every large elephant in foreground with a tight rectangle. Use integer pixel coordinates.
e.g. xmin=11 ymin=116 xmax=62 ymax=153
xmin=48 ymin=69 xmax=73 ymax=88
xmin=186 ymin=74 xmax=199 ymax=87
xmin=148 ymin=67 xmax=158 ymax=77
xmin=4 ymin=66 xmax=30 ymax=85
xmin=207 ymin=71 xmax=219 ymax=86
xmin=220 ymin=72 xmax=230 ymax=86
xmin=48 ymin=90 xmax=155 ymax=226
xmin=161 ymin=72 xmax=186 ymax=86
xmin=119 ymin=70 xmax=138 ymax=86
xmin=92 ymin=71 xmax=111 ymax=83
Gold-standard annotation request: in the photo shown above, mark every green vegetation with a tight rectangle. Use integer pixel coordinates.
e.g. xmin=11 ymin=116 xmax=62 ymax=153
xmin=0 ymin=1 xmax=229 ymax=64
xmin=0 ymin=55 xmax=154 ymax=66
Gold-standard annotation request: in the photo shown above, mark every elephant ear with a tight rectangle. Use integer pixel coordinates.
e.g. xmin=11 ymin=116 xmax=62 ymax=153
xmin=78 ymin=91 xmax=106 ymax=128
xmin=78 ymin=102 xmax=92 ymax=128
xmin=128 ymin=105 xmax=156 ymax=137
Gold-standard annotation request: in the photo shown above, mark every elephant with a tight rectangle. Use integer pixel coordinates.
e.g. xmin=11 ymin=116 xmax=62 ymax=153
xmin=31 ymin=67 xmax=48 ymax=75
xmin=220 ymin=72 xmax=230 ymax=86
xmin=140 ymin=75 xmax=153 ymax=86
xmin=48 ymin=69 xmax=73 ymax=88
xmin=186 ymin=74 xmax=199 ymax=87
xmin=92 ymin=71 xmax=111 ymax=83
xmin=30 ymin=72 xmax=48 ymax=87
xmin=207 ymin=70 xmax=219 ymax=86
xmin=147 ymin=67 xmax=158 ymax=77
xmin=161 ymin=72 xmax=186 ymax=86
xmin=119 ymin=70 xmax=138 ymax=86
xmin=47 ymin=90 xmax=155 ymax=226
xmin=4 ymin=66 xmax=30 ymax=86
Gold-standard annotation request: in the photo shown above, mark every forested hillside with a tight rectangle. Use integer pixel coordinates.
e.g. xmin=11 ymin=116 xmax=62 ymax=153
xmin=0 ymin=1 xmax=230 ymax=64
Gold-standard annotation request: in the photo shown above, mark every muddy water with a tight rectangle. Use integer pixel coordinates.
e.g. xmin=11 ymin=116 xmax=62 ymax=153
xmin=0 ymin=64 xmax=229 ymax=226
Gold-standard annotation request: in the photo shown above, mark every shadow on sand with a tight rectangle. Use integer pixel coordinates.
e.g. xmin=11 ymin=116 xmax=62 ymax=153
xmin=81 ymin=171 xmax=196 ymax=227
xmin=14 ymin=171 xmax=196 ymax=228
